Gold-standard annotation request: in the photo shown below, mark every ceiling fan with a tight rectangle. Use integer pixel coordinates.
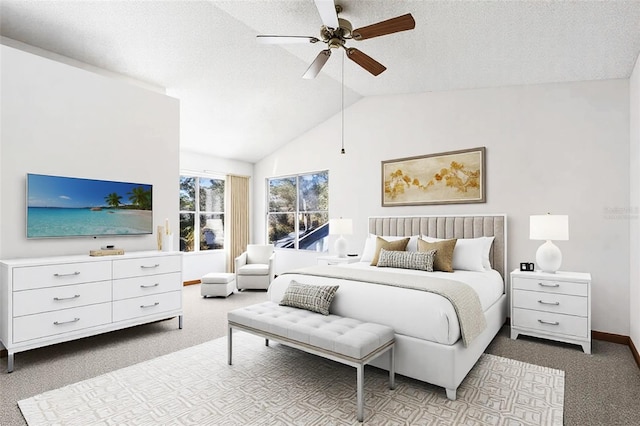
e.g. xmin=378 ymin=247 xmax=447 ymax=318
xmin=257 ymin=0 xmax=416 ymax=79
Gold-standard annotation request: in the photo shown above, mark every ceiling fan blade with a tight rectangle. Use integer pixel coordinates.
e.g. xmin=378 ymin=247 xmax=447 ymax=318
xmin=314 ymin=0 xmax=339 ymax=29
xmin=346 ymin=48 xmax=386 ymax=76
xmin=257 ymin=35 xmax=319 ymax=44
xmin=303 ymin=49 xmax=332 ymax=79
xmin=352 ymin=13 xmax=416 ymax=40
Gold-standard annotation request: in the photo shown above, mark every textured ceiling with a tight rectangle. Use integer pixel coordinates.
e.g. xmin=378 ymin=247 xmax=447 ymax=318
xmin=2 ymin=0 xmax=640 ymax=163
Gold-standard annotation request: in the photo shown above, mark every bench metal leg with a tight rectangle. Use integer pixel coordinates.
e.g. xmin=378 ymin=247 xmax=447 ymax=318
xmin=178 ymin=314 xmax=183 ymax=330
xmin=389 ymin=345 xmax=395 ymax=389
xmin=265 ymin=338 xmax=269 ymax=346
xmin=228 ymin=326 xmax=233 ymax=365
xmin=356 ymin=364 xmax=364 ymax=422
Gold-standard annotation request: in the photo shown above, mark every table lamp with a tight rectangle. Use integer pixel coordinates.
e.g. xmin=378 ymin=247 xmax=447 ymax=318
xmin=329 ymin=218 xmax=352 ymax=258
xmin=529 ymin=214 xmax=569 ymax=273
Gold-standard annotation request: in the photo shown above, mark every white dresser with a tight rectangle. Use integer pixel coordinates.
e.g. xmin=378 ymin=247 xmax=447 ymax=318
xmin=510 ymin=269 xmax=591 ymax=353
xmin=0 ymin=251 xmax=183 ymax=372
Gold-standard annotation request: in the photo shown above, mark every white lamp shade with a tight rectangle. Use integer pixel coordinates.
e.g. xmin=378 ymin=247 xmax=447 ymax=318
xmin=329 ymin=218 xmax=353 ymax=235
xmin=529 ymin=215 xmax=569 ymax=241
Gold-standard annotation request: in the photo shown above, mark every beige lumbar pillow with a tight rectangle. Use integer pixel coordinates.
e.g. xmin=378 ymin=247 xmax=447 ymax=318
xmin=370 ymin=236 xmax=410 ymax=266
xmin=417 ymin=238 xmax=457 ymax=272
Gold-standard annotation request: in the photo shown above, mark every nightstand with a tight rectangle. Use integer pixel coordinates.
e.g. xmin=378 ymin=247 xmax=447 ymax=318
xmin=510 ymin=269 xmax=591 ymax=354
xmin=317 ymin=255 xmax=360 ymax=266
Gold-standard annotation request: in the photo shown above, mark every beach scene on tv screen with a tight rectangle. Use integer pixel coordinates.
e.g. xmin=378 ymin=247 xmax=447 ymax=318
xmin=27 ymin=174 xmax=153 ymax=238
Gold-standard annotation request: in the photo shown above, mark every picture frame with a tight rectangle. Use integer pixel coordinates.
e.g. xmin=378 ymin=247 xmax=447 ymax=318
xmin=381 ymin=147 xmax=486 ymax=206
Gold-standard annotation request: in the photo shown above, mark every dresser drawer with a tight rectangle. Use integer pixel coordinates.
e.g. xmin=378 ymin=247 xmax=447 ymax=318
xmin=113 ymin=272 xmax=182 ymax=300
xmin=13 ymin=280 xmax=112 ymax=317
xmin=112 ymin=291 xmax=182 ymax=322
xmin=13 ymin=261 xmax=111 ymax=291
xmin=13 ymin=303 xmax=112 ymax=343
xmin=512 ymin=289 xmax=588 ymax=317
xmin=512 ymin=276 xmax=587 ymax=297
xmin=512 ymin=308 xmax=588 ymax=338
xmin=112 ymin=255 xmax=181 ymax=279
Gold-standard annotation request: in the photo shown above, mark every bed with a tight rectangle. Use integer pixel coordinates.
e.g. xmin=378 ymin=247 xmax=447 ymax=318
xmin=267 ymin=214 xmax=508 ymax=400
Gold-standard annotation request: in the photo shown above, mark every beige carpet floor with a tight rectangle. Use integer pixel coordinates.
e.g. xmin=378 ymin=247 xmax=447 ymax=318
xmin=18 ymin=332 xmax=564 ymax=425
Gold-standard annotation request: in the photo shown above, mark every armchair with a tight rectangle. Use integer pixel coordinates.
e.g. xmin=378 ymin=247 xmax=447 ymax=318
xmin=235 ymin=244 xmax=275 ymax=290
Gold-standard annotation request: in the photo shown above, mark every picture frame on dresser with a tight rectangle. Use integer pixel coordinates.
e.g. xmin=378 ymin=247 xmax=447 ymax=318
xmin=0 ymin=251 xmax=183 ymax=372
xmin=510 ymin=269 xmax=592 ymax=354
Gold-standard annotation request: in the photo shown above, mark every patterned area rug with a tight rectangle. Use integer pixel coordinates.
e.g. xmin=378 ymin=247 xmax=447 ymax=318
xmin=19 ymin=333 xmax=564 ymax=425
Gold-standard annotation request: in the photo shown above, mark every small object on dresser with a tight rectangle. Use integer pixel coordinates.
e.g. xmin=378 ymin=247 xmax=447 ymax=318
xmin=89 ymin=248 xmax=125 ymax=256
xmin=519 ymin=262 xmax=535 ymax=271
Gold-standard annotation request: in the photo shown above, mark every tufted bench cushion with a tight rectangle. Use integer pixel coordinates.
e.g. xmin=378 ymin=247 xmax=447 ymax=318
xmin=228 ymin=301 xmax=394 ymax=360
xmin=227 ymin=301 xmax=395 ymax=422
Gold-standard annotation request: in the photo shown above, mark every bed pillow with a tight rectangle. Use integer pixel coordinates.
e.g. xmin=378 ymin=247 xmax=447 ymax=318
xmin=417 ymin=238 xmax=457 ymax=272
xmin=422 ymin=236 xmax=494 ymax=271
xmin=370 ymin=236 xmax=410 ymax=266
xmin=376 ymin=248 xmax=436 ymax=272
xmin=360 ymin=234 xmax=419 ymax=262
xmin=279 ymin=280 xmax=339 ymax=315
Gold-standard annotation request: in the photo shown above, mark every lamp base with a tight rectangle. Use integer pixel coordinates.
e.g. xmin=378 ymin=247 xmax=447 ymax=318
xmin=334 ymin=235 xmax=347 ymax=258
xmin=536 ymin=240 xmax=562 ymax=273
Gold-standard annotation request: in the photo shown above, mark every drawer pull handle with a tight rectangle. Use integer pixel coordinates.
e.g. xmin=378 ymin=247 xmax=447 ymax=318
xmin=538 ymin=300 xmax=560 ymax=306
xmin=140 ymin=264 xmax=160 ymax=269
xmin=140 ymin=283 xmax=160 ymax=288
xmin=140 ymin=302 xmax=160 ymax=308
xmin=54 ymin=317 xmax=80 ymax=325
xmin=538 ymin=319 xmax=560 ymax=326
xmin=53 ymin=271 xmax=81 ymax=277
xmin=538 ymin=282 xmax=559 ymax=288
xmin=53 ymin=294 xmax=81 ymax=301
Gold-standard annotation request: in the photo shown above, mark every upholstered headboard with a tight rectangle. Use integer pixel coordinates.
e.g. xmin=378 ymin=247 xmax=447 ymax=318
xmin=368 ymin=215 xmax=507 ymax=282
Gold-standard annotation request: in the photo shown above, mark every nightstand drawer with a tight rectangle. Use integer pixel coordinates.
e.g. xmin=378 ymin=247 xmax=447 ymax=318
xmin=512 ymin=290 xmax=588 ymax=317
xmin=512 ymin=308 xmax=588 ymax=338
xmin=512 ymin=276 xmax=587 ymax=297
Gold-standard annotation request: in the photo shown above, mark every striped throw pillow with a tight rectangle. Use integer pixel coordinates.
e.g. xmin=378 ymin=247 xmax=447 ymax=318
xmin=376 ymin=248 xmax=436 ymax=272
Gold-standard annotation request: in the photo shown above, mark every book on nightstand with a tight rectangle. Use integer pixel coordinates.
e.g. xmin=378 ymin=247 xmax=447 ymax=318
xmin=89 ymin=248 xmax=125 ymax=256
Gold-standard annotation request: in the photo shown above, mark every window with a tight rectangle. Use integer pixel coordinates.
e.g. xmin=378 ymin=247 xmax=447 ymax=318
xmin=267 ymin=171 xmax=329 ymax=251
xmin=179 ymin=175 xmax=225 ymax=252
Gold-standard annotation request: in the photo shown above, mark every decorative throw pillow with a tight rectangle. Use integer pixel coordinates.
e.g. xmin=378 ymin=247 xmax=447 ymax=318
xmin=376 ymin=248 xmax=436 ymax=272
xmin=279 ymin=280 xmax=339 ymax=315
xmin=360 ymin=234 xmax=419 ymax=263
xmin=422 ymin=236 xmax=494 ymax=271
xmin=370 ymin=236 xmax=410 ymax=266
xmin=417 ymin=238 xmax=457 ymax=272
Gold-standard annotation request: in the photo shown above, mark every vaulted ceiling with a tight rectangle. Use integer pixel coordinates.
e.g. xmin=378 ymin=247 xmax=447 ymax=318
xmin=2 ymin=0 xmax=640 ymax=163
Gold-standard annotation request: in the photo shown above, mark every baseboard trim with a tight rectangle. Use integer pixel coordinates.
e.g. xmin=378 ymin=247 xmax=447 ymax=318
xmin=183 ymin=279 xmax=200 ymax=287
xmin=630 ymin=337 xmax=640 ymax=369
xmin=592 ymin=330 xmax=629 ymax=345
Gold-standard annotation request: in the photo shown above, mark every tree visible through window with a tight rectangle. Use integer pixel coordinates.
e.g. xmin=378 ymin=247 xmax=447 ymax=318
xmin=267 ymin=171 xmax=328 ymax=251
xmin=179 ymin=175 xmax=225 ymax=252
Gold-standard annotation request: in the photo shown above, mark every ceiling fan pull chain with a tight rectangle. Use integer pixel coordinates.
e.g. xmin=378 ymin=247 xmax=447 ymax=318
xmin=341 ymin=50 xmax=345 ymax=155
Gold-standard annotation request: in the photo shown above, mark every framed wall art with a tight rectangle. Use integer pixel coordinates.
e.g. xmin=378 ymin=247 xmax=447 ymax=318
xmin=382 ymin=147 xmax=486 ymax=206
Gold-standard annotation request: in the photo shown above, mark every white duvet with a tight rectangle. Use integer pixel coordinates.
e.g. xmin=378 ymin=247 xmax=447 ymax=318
xmin=267 ymin=263 xmax=504 ymax=345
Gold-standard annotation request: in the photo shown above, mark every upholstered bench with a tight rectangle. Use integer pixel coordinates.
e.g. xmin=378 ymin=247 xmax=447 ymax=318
xmin=201 ymin=272 xmax=235 ymax=297
xmin=227 ymin=301 xmax=395 ymax=422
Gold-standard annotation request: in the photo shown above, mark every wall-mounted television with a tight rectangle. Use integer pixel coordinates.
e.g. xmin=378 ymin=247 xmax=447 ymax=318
xmin=26 ymin=173 xmax=153 ymax=239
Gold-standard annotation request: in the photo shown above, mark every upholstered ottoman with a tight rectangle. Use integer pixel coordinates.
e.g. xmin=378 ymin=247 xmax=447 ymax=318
xmin=201 ymin=272 xmax=235 ymax=297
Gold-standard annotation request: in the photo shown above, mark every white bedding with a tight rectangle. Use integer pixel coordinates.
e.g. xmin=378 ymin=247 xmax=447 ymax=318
xmin=267 ymin=263 xmax=504 ymax=346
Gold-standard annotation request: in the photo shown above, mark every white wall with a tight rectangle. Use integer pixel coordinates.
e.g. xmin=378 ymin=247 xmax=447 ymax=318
xmin=630 ymin=53 xmax=640 ymax=351
xmin=0 ymin=44 xmax=180 ymax=259
xmin=178 ymin=150 xmax=254 ymax=281
xmin=254 ymin=79 xmax=630 ymax=336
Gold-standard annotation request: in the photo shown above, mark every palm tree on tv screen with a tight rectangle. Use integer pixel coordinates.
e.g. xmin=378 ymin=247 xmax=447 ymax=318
xmin=128 ymin=187 xmax=152 ymax=210
xmin=104 ymin=192 xmax=122 ymax=209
